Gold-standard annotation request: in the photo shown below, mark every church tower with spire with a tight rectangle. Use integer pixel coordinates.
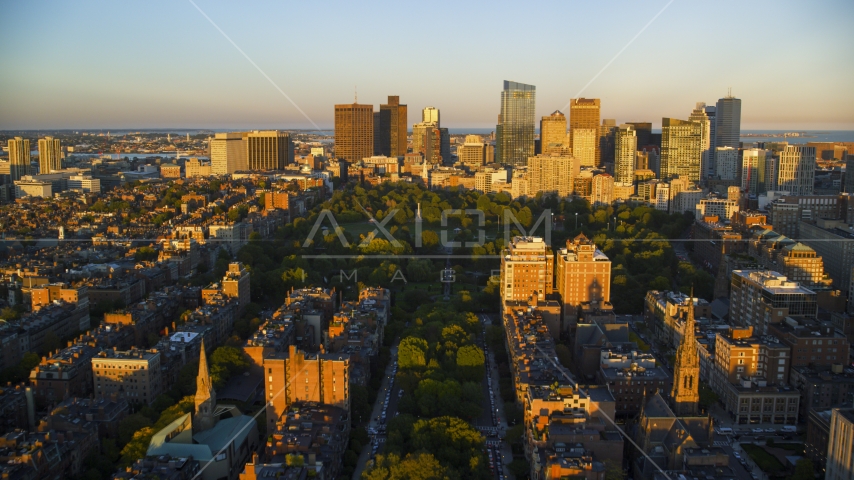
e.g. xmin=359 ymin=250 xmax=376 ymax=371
xmin=671 ymin=290 xmax=700 ymax=416
xmin=194 ymin=340 xmax=217 ymax=432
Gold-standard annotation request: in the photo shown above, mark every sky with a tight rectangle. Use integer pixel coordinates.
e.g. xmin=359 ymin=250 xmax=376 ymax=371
xmin=2 ymin=0 xmax=853 ymax=130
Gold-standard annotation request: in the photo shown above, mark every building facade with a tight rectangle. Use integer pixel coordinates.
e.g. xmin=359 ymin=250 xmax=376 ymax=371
xmin=660 ymin=118 xmax=702 ymax=182
xmin=500 ymin=236 xmax=554 ymax=303
xmin=778 ymin=145 xmax=816 ymax=196
xmin=540 ymin=110 xmax=568 ymax=155
xmin=334 ymin=103 xmax=374 ymax=162
xmin=496 ymin=80 xmax=536 ymax=167
xmin=376 ymin=96 xmax=407 ymax=157
xmin=569 ymin=98 xmax=601 ymax=166
xmin=37 ymin=136 xmax=61 ymax=174
xmin=614 ymin=124 xmax=637 ymax=184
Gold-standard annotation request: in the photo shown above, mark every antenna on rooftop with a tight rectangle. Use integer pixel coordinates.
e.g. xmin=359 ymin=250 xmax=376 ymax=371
xmin=728 ymin=87 xmax=732 ymax=98
xmin=355 ymin=86 xmax=357 ymax=103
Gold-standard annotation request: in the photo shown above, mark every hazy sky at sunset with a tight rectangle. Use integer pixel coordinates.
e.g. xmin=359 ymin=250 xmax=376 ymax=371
xmin=2 ymin=0 xmax=852 ymax=130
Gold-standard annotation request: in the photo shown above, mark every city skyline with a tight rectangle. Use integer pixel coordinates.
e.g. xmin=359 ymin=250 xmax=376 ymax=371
xmin=2 ymin=1 xmax=853 ymax=130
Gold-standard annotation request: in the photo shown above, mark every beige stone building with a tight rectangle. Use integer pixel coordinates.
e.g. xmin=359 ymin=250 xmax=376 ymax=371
xmin=501 ymin=236 xmax=554 ymax=303
xmin=92 ymin=349 xmax=162 ymax=405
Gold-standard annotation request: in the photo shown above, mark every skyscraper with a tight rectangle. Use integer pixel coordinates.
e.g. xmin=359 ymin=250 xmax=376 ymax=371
xmin=826 ymin=408 xmax=854 ymax=480
xmin=376 ymin=96 xmax=407 ymax=157
xmin=715 ymin=146 xmax=738 ymax=181
xmin=704 ymin=105 xmax=717 ymax=177
xmin=660 ymin=118 xmax=702 ymax=182
xmin=845 ymin=154 xmax=854 ymax=193
xmin=496 ymin=81 xmax=536 ymax=167
xmin=599 ymin=119 xmax=617 ymax=165
xmin=614 ymin=125 xmax=637 ymax=184
xmin=412 ymin=122 xmax=444 ymax=164
xmin=334 ymin=102 xmax=374 ymax=162
xmin=37 ymin=136 xmax=61 ymax=174
xmin=715 ymin=93 xmax=742 ymax=152
xmin=210 ymin=132 xmax=247 ymax=175
xmin=625 ymin=122 xmax=652 ymax=148
xmin=778 ymin=145 xmax=816 ymax=195
xmin=457 ymin=135 xmax=487 ymax=171
xmin=8 ymin=137 xmax=30 ymax=181
xmin=671 ymin=293 xmax=700 ymax=416
xmin=741 ymin=148 xmax=770 ymax=194
xmin=422 ymin=106 xmax=440 ymax=126
xmin=572 ymin=128 xmax=598 ymax=167
xmin=245 ymin=130 xmax=293 ymax=170
xmin=539 ymin=110 xmax=567 ymax=155
xmin=569 ymin=98 xmax=601 ymax=165
xmin=688 ymin=103 xmax=712 ymax=183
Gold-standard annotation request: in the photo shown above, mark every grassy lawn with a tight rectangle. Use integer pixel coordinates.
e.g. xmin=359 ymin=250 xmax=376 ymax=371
xmin=742 ymin=444 xmax=785 ymax=473
xmin=629 ymin=332 xmax=651 ymax=352
xmin=769 ymin=441 xmax=805 ymax=454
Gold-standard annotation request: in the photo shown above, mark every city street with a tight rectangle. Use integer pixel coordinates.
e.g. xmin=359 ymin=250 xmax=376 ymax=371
xmin=352 ymin=342 xmax=400 ymax=478
xmin=479 ymin=314 xmax=515 ymax=480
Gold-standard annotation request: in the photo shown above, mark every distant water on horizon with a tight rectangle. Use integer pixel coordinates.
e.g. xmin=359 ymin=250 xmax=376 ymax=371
xmin=739 ymin=130 xmax=854 ymax=143
xmin=447 ymin=128 xmax=854 ymax=142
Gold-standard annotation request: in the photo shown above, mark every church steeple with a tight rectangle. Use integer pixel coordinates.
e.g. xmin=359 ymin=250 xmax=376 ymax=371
xmin=671 ymin=288 xmax=700 ymax=416
xmin=194 ymin=339 xmax=217 ymax=432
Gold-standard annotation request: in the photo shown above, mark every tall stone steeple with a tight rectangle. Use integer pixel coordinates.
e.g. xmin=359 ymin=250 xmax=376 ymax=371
xmin=194 ymin=339 xmax=217 ymax=432
xmin=671 ymin=289 xmax=700 ymax=415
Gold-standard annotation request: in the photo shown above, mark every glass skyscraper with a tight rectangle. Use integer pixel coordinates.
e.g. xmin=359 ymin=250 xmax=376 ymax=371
xmin=496 ymin=80 xmax=535 ymax=167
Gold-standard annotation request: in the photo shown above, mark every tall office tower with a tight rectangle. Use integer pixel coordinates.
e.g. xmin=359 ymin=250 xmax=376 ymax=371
xmin=689 ymin=103 xmax=712 ymax=182
xmin=422 ymin=106 xmax=440 ymax=126
xmin=412 ymin=122 xmax=444 ymax=164
xmin=569 ymin=98 xmax=601 ymax=165
xmin=555 ymin=234 xmax=611 ymax=323
xmin=572 ymin=128 xmax=598 ymax=167
xmin=614 ymin=124 xmax=637 ymax=184
xmin=439 ymin=127 xmax=450 ymax=164
xmin=715 ymin=146 xmax=738 ymax=181
xmin=671 ymin=294 xmax=700 ymax=416
xmin=210 ymin=132 xmax=247 ymax=174
xmin=540 ymin=110 xmax=567 ymax=155
xmin=334 ymin=102 xmax=374 ymax=162
xmin=599 ymin=119 xmax=617 ymax=165
xmin=376 ymin=96 xmax=407 ymax=157
xmin=765 ymin=155 xmax=779 ymax=193
xmin=457 ymin=135 xmax=487 ymax=171
xmin=245 ymin=130 xmax=293 ymax=170
xmin=496 ymin=81 xmax=536 ymax=167
xmin=715 ymin=93 xmax=741 ymax=152
xmin=37 ymin=136 xmax=61 ymax=174
xmin=845 ymin=154 xmax=854 ymax=193
xmin=500 ymin=236 xmax=554 ymax=303
xmin=826 ymin=408 xmax=854 ymax=480
xmin=741 ymin=148 xmax=770 ymax=194
xmin=777 ymin=145 xmax=816 ymax=195
xmin=626 ymin=122 xmax=652 ymax=148
xmin=8 ymin=137 xmax=30 ymax=181
xmin=526 ymin=154 xmax=579 ymax=198
xmin=660 ymin=118 xmax=702 ymax=182
xmin=705 ymin=105 xmax=717 ymax=176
